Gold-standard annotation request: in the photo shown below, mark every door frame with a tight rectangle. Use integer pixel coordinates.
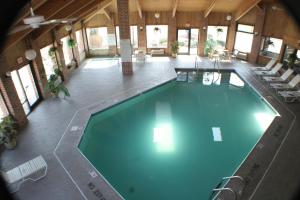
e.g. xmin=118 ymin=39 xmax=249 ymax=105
xmin=14 ymin=63 xmax=42 ymax=115
xmin=176 ymin=28 xmax=191 ymax=55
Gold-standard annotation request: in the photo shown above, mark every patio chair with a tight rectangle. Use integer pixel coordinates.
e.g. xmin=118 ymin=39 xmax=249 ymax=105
xmin=251 ymin=58 xmax=277 ymax=71
xmin=254 ymin=63 xmax=283 ymax=76
xmin=1 ymin=155 xmax=47 ymax=193
xmin=270 ymin=74 xmax=300 ymax=91
xmin=263 ymin=68 xmax=294 ymax=83
xmin=278 ymin=90 xmax=300 ymax=102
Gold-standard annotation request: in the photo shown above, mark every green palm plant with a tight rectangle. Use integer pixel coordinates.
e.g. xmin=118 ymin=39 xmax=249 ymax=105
xmin=45 ymin=69 xmax=70 ymax=98
xmin=0 ymin=116 xmax=18 ymax=149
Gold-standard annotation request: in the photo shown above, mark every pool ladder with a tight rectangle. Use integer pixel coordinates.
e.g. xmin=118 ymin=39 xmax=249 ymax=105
xmin=210 ymin=176 xmax=245 ymax=200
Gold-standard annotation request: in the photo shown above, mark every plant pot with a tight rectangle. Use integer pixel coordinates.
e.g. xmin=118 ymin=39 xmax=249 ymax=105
xmin=172 ymin=53 xmax=177 ymax=58
xmin=4 ymin=138 xmax=16 ymax=150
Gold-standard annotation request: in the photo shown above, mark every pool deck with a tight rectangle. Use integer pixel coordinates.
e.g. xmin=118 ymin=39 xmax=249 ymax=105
xmin=1 ymin=55 xmax=300 ymax=200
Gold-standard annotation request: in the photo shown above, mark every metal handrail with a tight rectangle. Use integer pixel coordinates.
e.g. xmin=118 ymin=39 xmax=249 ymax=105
xmin=212 ymin=188 xmax=237 ymax=200
xmin=222 ymin=176 xmax=245 ymax=183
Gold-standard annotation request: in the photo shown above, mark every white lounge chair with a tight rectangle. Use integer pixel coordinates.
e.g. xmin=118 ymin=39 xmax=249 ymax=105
xmin=263 ymin=68 xmax=294 ymax=83
xmin=1 ymin=155 xmax=47 ymax=193
xmin=251 ymin=58 xmax=276 ymax=71
xmin=278 ymin=90 xmax=300 ymax=102
xmin=254 ymin=63 xmax=283 ymax=76
xmin=270 ymin=74 xmax=300 ymax=91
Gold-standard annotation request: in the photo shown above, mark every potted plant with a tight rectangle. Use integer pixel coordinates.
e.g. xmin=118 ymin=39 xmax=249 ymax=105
xmin=0 ymin=116 xmax=18 ymax=150
xmin=67 ymin=38 xmax=76 ymax=49
xmin=48 ymin=46 xmax=57 ymax=57
xmin=153 ymin=27 xmax=160 ymax=32
xmin=45 ymin=69 xmax=70 ymax=98
xmin=171 ymin=41 xmax=179 ymax=58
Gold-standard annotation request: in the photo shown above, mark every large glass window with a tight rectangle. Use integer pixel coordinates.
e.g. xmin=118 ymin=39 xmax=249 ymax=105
xmin=76 ymin=30 xmax=85 ymax=53
xmin=61 ymin=36 xmax=73 ymax=65
xmin=40 ymin=44 xmax=58 ymax=79
xmin=0 ymin=92 xmax=9 ymax=120
xmin=86 ymin=27 xmax=108 ymax=50
xmin=115 ymin=26 xmax=139 ymax=48
xmin=146 ymin=25 xmax=168 ymax=48
xmin=234 ymin=24 xmax=254 ymax=53
xmin=260 ymin=37 xmax=283 ymax=58
xmin=207 ymin=26 xmax=228 ymax=49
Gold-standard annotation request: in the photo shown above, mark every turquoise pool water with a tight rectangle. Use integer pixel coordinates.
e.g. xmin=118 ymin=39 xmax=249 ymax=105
xmin=79 ymin=71 xmax=277 ymax=200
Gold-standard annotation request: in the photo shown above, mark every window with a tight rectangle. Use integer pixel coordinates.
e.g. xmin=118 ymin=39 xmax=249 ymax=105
xmin=115 ymin=26 xmax=139 ymax=48
xmin=297 ymin=50 xmax=300 ymax=59
xmin=146 ymin=25 xmax=168 ymax=48
xmin=86 ymin=27 xmax=108 ymax=50
xmin=207 ymin=26 xmax=228 ymax=49
xmin=40 ymin=44 xmax=58 ymax=79
xmin=0 ymin=92 xmax=9 ymax=120
xmin=234 ymin=24 xmax=254 ymax=53
xmin=61 ymin=36 xmax=73 ymax=65
xmin=260 ymin=37 xmax=283 ymax=58
xmin=76 ymin=30 xmax=85 ymax=53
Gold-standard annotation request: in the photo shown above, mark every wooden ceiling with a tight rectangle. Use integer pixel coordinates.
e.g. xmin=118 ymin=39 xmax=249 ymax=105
xmin=5 ymin=0 xmax=282 ymax=50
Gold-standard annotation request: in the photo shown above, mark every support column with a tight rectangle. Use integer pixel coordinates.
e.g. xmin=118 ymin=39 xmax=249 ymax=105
xmin=198 ymin=12 xmax=207 ymax=56
xmin=107 ymin=13 xmax=117 ymax=56
xmin=70 ymin=27 xmax=81 ymax=66
xmin=81 ymin=20 xmax=90 ymax=57
xmin=30 ymin=38 xmax=49 ymax=99
xmin=52 ymin=29 xmax=68 ymax=81
xmin=168 ymin=11 xmax=177 ymax=56
xmin=226 ymin=18 xmax=237 ymax=53
xmin=248 ymin=7 xmax=266 ymax=64
xmin=117 ymin=0 xmax=133 ymax=75
xmin=137 ymin=13 xmax=146 ymax=53
xmin=0 ymin=70 xmax=28 ymax=127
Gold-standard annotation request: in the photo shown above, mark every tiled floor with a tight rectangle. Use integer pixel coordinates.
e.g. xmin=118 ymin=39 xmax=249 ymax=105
xmin=0 ymin=55 xmax=299 ymax=200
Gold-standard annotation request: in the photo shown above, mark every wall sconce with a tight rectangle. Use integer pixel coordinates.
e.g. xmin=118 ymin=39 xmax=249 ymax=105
xmin=154 ymin=12 xmax=160 ymax=19
xmin=5 ymin=72 xmax=11 ymax=78
xmin=226 ymin=15 xmax=232 ymax=21
xmin=185 ymin=22 xmax=191 ymax=28
xmin=65 ymin=24 xmax=72 ymax=32
xmin=203 ymin=26 xmax=207 ymax=30
xmin=25 ymin=49 xmax=37 ymax=60
xmin=254 ymin=31 xmax=259 ymax=36
xmin=139 ymin=26 xmax=143 ymax=31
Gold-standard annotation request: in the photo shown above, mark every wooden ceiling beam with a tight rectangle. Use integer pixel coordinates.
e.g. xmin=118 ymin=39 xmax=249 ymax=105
xmin=204 ymin=0 xmax=217 ymax=18
xmin=172 ymin=0 xmax=179 ymax=18
xmin=4 ymin=0 xmax=75 ymax=50
xmin=83 ymin=0 xmax=113 ymax=23
xmin=235 ymin=0 xmax=262 ymax=21
xmin=135 ymin=0 xmax=142 ymax=19
xmin=102 ymin=8 xmax=112 ymax=21
xmin=32 ymin=0 xmax=101 ymax=40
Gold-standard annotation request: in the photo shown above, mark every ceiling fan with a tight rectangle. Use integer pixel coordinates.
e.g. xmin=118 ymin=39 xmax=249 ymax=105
xmin=8 ymin=2 xmax=77 ymax=35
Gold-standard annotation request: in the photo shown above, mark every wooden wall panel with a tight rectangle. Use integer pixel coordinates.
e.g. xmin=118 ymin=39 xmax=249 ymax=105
xmin=176 ymin=12 xmax=202 ymax=28
xmin=262 ymin=6 xmax=288 ymax=38
xmin=207 ymin=12 xmax=231 ymax=26
xmin=237 ymin=8 xmax=256 ymax=25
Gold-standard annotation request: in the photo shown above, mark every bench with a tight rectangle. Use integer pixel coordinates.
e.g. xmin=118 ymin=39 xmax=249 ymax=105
xmin=2 ymin=155 xmax=47 ymax=193
xmin=150 ymin=49 xmax=165 ymax=56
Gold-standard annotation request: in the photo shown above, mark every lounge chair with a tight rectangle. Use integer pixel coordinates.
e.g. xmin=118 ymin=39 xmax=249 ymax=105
xmin=254 ymin=63 xmax=283 ymax=76
xmin=270 ymin=74 xmax=300 ymax=91
xmin=263 ymin=68 xmax=294 ymax=83
xmin=251 ymin=58 xmax=276 ymax=71
xmin=278 ymin=90 xmax=300 ymax=102
xmin=1 ymin=155 xmax=47 ymax=193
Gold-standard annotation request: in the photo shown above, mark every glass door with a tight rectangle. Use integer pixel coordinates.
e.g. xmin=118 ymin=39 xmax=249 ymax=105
xmin=177 ymin=28 xmax=199 ymax=55
xmin=177 ymin=29 xmax=190 ymax=54
xmin=11 ymin=64 xmax=40 ymax=115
